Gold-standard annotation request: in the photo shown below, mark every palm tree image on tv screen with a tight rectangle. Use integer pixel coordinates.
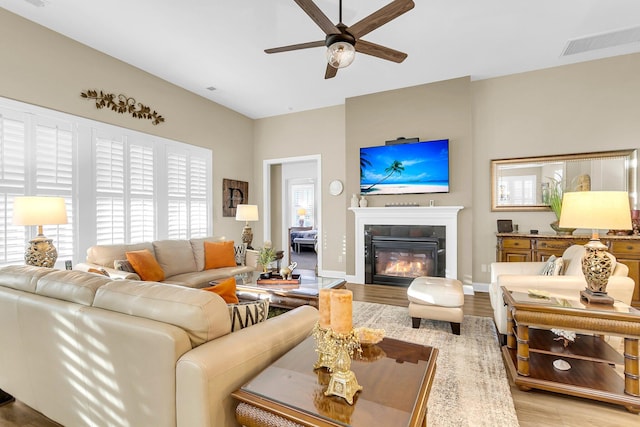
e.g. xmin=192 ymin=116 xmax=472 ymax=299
xmin=359 ymin=139 xmax=449 ymax=195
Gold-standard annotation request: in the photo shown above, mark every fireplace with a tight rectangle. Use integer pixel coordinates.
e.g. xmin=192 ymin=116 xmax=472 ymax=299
xmin=350 ymin=206 xmax=463 ymax=284
xmin=365 ymin=225 xmax=445 ymax=286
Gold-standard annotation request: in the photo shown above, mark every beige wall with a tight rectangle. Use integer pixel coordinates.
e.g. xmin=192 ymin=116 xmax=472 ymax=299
xmin=0 ymin=9 xmax=254 ymax=242
xmin=344 ymin=77 xmax=473 ymax=283
xmin=253 ymin=106 xmax=346 ymax=272
xmin=472 ymin=53 xmax=640 ymax=283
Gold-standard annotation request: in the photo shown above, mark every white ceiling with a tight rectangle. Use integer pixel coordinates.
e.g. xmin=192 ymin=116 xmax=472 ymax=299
xmin=2 ymin=0 xmax=640 ymax=119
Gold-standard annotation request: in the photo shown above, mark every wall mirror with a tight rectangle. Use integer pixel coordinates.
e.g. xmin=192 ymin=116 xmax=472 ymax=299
xmin=491 ymin=149 xmax=637 ymax=212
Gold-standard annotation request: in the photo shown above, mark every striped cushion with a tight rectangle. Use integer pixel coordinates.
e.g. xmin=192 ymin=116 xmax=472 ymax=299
xmin=228 ymin=300 xmax=270 ymax=332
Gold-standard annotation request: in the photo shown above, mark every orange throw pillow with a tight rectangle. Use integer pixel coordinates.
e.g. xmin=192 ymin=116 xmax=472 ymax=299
xmin=202 ymin=277 xmax=239 ymax=304
xmin=125 ymin=249 xmax=165 ymax=282
xmin=204 ymin=240 xmax=237 ymax=270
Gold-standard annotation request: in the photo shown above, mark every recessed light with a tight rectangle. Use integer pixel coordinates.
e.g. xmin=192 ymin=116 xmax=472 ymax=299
xmin=205 ymin=86 xmax=216 ymax=91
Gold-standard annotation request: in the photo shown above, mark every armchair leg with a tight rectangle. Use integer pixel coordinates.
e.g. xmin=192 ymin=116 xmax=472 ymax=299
xmin=450 ymin=322 xmax=461 ymax=335
xmin=411 ymin=317 xmax=421 ymax=329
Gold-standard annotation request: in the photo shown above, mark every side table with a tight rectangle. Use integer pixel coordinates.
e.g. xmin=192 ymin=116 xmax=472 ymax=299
xmin=501 ymin=286 xmax=640 ymax=413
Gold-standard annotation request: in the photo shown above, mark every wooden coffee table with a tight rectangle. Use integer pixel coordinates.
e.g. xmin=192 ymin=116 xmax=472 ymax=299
xmin=501 ymin=286 xmax=640 ymax=413
xmin=232 ymin=336 xmax=438 ymax=427
xmin=236 ymin=273 xmax=346 ymax=309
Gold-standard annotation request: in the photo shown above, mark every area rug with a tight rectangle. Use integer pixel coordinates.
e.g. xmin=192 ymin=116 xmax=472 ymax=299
xmin=352 ymin=301 xmax=520 ymax=427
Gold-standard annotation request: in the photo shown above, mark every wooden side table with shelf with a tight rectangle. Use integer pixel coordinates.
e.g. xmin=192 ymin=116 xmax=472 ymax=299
xmin=496 ymin=233 xmax=640 ymax=308
xmin=501 ymin=286 xmax=640 ymax=413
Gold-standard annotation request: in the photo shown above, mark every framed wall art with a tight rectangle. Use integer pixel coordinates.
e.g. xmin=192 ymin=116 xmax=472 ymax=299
xmin=222 ymin=179 xmax=248 ymax=217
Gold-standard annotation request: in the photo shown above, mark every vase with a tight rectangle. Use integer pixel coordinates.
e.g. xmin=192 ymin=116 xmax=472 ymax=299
xmin=350 ymin=194 xmax=359 ymax=208
xmin=359 ymin=196 xmax=368 ymax=207
xmin=550 ymin=221 xmax=575 ymax=236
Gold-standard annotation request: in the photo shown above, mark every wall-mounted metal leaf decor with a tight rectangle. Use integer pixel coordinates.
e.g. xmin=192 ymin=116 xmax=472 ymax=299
xmin=80 ymin=90 xmax=165 ymax=125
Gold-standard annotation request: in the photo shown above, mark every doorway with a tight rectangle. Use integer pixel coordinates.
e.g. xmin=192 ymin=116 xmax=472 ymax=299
xmin=262 ymin=155 xmax=322 ymax=276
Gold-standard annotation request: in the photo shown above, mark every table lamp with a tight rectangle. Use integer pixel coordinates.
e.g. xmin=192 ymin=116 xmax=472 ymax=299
xmin=559 ymin=191 xmax=631 ymax=304
xmin=12 ymin=196 xmax=68 ymax=268
xmin=297 ymin=207 xmax=307 ymax=226
xmin=235 ymin=204 xmax=259 ymax=249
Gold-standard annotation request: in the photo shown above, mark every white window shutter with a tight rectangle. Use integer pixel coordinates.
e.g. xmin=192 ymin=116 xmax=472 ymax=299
xmin=95 ymin=136 xmax=126 ymax=244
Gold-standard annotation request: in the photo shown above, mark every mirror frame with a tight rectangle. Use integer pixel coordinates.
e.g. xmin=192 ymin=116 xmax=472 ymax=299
xmin=491 ymin=149 xmax=637 ymax=212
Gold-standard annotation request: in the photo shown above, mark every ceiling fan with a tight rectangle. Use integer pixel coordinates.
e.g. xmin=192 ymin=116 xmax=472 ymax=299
xmin=265 ymin=0 xmax=415 ymax=79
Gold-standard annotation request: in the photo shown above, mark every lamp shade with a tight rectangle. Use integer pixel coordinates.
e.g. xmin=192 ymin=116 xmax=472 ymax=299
xmin=235 ymin=204 xmax=259 ymax=222
xmin=13 ymin=196 xmax=68 ymax=226
xmin=297 ymin=207 xmax=307 ymax=216
xmin=559 ymin=191 xmax=631 ymax=230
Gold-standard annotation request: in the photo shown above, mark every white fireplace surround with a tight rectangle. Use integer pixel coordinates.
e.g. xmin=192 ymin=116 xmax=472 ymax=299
xmin=350 ymin=206 xmax=464 ymax=284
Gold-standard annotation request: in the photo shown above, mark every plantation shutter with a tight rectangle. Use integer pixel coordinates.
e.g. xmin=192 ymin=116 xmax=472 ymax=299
xmin=291 ymin=183 xmax=315 ymax=227
xmin=95 ymin=135 xmax=126 ymax=244
xmin=167 ymin=150 xmax=188 ymax=239
xmin=34 ymin=118 xmax=74 ymax=260
xmin=129 ymin=143 xmax=154 ymax=243
xmin=190 ymin=157 xmax=207 ymax=238
xmin=0 ymin=111 xmax=27 ymax=264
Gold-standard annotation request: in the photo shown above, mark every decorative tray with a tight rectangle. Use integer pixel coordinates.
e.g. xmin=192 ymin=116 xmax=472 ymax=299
xmin=256 ymin=274 xmax=301 ymax=285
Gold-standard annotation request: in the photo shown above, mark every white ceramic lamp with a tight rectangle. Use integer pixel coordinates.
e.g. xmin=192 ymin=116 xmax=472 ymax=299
xmin=13 ymin=196 xmax=68 ymax=268
xmin=235 ymin=204 xmax=259 ymax=249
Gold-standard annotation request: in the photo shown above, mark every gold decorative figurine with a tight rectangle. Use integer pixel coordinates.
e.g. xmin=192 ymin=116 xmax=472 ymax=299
xmin=313 ymin=322 xmax=336 ymax=370
xmin=324 ymin=329 xmax=362 ymax=405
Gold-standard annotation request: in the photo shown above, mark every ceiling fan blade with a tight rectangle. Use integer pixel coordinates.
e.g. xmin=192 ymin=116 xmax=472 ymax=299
xmin=348 ymin=0 xmax=415 ymax=39
xmin=294 ymin=0 xmax=340 ymax=35
xmin=325 ymin=64 xmax=338 ymax=79
xmin=356 ymin=40 xmax=407 ymax=63
xmin=265 ymin=40 xmax=325 ymax=54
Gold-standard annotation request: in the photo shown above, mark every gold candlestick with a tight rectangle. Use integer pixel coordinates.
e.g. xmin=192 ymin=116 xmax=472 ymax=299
xmin=324 ymin=329 xmax=362 ymax=405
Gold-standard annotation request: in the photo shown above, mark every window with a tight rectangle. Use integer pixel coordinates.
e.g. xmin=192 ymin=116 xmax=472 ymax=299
xmin=0 ymin=97 xmax=212 ymax=266
xmin=290 ymin=182 xmax=315 ymax=227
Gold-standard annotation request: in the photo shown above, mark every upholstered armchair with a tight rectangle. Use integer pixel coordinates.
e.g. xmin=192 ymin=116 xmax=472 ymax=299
xmin=489 ymin=245 xmax=635 ymax=336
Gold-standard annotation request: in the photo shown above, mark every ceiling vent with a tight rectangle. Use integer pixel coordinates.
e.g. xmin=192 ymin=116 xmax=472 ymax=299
xmin=562 ymin=26 xmax=640 ymax=56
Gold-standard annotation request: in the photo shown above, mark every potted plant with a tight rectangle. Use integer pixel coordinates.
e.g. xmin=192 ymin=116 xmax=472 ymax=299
xmin=547 ymin=176 xmax=576 ymax=235
xmin=258 ymin=245 xmax=276 ymax=278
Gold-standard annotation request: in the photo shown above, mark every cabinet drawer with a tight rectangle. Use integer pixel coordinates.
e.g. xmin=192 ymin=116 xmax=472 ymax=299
xmin=501 ymin=238 xmax=531 ymax=249
xmin=537 ymin=238 xmax=588 ymax=251
xmin=610 ymin=241 xmax=640 ymax=257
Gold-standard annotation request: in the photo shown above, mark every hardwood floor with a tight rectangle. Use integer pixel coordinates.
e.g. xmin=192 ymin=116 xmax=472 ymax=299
xmin=1 ymin=285 xmax=637 ymax=426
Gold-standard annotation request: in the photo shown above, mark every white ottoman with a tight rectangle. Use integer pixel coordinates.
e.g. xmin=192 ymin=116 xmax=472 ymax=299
xmin=407 ymin=276 xmax=464 ymax=335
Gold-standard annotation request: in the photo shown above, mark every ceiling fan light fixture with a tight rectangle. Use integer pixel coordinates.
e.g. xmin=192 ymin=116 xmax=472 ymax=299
xmin=326 ymin=41 xmax=355 ymax=69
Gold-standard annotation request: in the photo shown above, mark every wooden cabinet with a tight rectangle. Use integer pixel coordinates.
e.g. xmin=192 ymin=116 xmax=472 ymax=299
xmin=496 ymin=233 xmax=640 ymax=308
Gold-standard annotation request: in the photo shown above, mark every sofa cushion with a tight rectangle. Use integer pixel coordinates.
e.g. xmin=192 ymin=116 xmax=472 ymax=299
xmin=126 ymin=249 xmax=166 ymax=282
xmin=0 ymin=265 xmax=55 ymax=293
xmin=113 ymin=259 xmax=135 ymax=272
xmin=204 ymin=241 xmax=237 ymax=270
xmin=153 ymin=239 xmax=198 ymax=278
xmin=202 ymin=277 xmax=239 ymax=304
xmin=86 ymin=242 xmax=155 ymax=267
xmin=93 ymin=280 xmax=231 ymax=347
xmin=228 ymin=300 xmax=269 ymax=332
xmin=540 ymin=255 xmax=564 ymax=276
xmin=36 ymin=270 xmax=112 ymax=306
xmin=190 ymin=236 xmax=226 ymax=271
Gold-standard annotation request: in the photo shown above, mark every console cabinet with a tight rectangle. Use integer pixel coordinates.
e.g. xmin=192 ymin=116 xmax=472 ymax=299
xmin=496 ymin=233 xmax=640 ymax=308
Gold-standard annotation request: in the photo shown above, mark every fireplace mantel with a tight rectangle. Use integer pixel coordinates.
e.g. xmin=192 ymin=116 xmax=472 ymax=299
xmin=350 ymin=206 xmax=463 ymax=284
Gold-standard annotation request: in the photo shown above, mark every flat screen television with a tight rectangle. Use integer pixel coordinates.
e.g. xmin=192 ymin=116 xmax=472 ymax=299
xmin=360 ymin=139 xmax=449 ymax=195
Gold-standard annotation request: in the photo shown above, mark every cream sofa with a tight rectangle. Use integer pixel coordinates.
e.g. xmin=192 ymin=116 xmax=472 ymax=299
xmin=0 ymin=265 xmax=318 ymax=427
xmin=490 ymin=245 xmax=635 ymax=336
xmin=76 ymin=237 xmax=258 ymax=288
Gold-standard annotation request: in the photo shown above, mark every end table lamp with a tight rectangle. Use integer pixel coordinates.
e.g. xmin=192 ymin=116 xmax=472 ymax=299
xmin=12 ymin=196 xmax=68 ymax=268
xmin=559 ymin=191 xmax=631 ymax=304
xmin=235 ymin=204 xmax=259 ymax=249
xmin=297 ymin=207 xmax=306 ymax=226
